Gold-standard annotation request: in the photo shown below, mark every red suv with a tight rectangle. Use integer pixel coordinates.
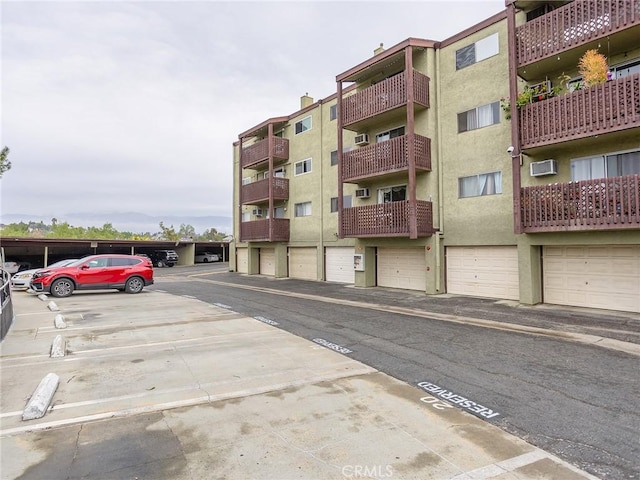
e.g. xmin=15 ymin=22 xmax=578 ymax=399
xmin=30 ymin=254 xmax=154 ymax=298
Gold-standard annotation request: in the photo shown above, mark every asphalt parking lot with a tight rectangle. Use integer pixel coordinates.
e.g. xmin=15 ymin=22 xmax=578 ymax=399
xmin=0 ymin=281 xmax=600 ymax=480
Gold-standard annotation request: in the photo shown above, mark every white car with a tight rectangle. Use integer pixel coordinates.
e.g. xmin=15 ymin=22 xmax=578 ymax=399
xmin=2 ymin=261 xmax=21 ymax=275
xmin=194 ymin=252 xmax=220 ymax=263
xmin=10 ymin=259 xmax=79 ymax=289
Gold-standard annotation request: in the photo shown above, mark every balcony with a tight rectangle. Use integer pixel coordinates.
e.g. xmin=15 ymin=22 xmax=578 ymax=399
xmin=241 ymin=177 xmax=289 ymax=205
xmin=519 ymin=73 xmax=640 ymax=149
xmin=341 ymin=71 xmax=429 ymax=128
xmin=342 ymin=134 xmax=431 ymax=183
xmin=240 ymin=218 xmax=290 ymax=242
xmin=241 ymin=137 xmax=289 ymax=169
xmin=520 ymin=175 xmax=640 ymax=232
xmin=341 ymin=200 xmax=434 ymax=238
xmin=516 ymin=0 xmax=640 ymax=67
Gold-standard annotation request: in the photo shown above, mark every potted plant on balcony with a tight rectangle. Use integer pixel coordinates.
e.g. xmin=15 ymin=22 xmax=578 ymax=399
xmin=578 ymin=49 xmax=609 ymax=87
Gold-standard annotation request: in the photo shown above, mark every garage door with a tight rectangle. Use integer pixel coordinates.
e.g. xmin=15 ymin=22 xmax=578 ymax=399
xmin=260 ymin=248 xmax=275 ymax=276
xmin=326 ymin=247 xmax=355 ymax=284
xmin=447 ymin=246 xmax=519 ymax=300
xmin=544 ymin=245 xmax=640 ymax=313
xmin=236 ymin=248 xmax=248 ymax=274
xmin=377 ymin=247 xmax=426 ymax=291
xmin=289 ymin=247 xmax=317 ymax=280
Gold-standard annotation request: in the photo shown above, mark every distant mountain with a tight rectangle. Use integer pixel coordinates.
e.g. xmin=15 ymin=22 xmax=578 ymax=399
xmin=0 ymin=212 xmax=232 ymax=236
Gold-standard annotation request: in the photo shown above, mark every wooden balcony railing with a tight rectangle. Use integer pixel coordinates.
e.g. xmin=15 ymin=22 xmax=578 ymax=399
xmin=241 ymin=177 xmax=289 ymax=205
xmin=342 ymin=71 xmax=429 ymax=127
xmin=240 ymin=218 xmax=290 ymax=242
xmin=520 ymin=175 xmax=640 ymax=232
xmin=516 ymin=0 xmax=640 ymax=66
xmin=519 ymin=73 xmax=640 ymax=149
xmin=342 ymin=134 xmax=431 ymax=182
xmin=241 ymin=137 xmax=289 ymax=169
xmin=342 ymin=200 xmax=434 ymax=237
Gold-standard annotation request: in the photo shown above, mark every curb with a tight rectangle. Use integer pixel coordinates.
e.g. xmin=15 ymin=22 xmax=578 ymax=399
xmin=22 ymin=373 xmax=60 ymax=421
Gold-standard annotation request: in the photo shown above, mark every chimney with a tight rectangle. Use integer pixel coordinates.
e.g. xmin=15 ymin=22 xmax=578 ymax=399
xmin=374 ymin=43 xmax=385 ymax=55
xmin=300 ymin=93 xmax=313 ymax=109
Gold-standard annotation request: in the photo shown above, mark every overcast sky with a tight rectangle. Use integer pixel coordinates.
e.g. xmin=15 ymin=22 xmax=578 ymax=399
xmin=1 ymin=0 xmax=505 ymax=230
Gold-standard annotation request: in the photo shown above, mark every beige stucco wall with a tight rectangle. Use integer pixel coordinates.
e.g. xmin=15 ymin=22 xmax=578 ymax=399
xmin=437 ymin=19 xmax=516 ymax=247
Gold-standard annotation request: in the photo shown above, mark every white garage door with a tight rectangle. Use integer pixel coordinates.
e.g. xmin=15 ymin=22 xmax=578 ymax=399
xmin=236 ymin=248 xmax=248 ymax=274
xmin=447 ymin=246 xmax=519 ymax=300
xmin=377 ymin=247 xmax=426 ymax=291
xmin=544 ymin=245 xmax=640 ymax=313
xmin=289 ymin=247 xmax=317 ymax=280
xmin=326 ymin=247 xmax=355 ymax=284
xmin=260 ymin=248 xmax=275 ymax=276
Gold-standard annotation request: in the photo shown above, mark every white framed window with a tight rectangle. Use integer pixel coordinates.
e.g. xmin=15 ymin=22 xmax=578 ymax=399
xmin=456 ymin=32 xmax=499 ymax=70
xmin=376 ymin=126 xmax=405 ymax=142
xmin=274 ymin=206 xmax=286 ymax=218
xmin=295 ymin=116 xmax=312 ymax=134
xmin=294 ymin=201 xmax=312 ymax=217
xmin=612 ymin=58 xmax=640 ymax=79
xmin=263 ymin=167 xmax=286 ymax=178
xmin=330 ymin=195 xmax=352 ymax=212
xmin=377 ymin=185 xmax=407 ymax=203
xmin=458 ymin=171 xmax=502 ymax=198
xmin=458 ymin=102 xmax=500 ymax=132
xmin=571 ymin=149 xmax=640 ymax=181
xmin=242 ymin=177 xmax=252 ymax=185
xmin=329 ymin=104 xmax=337 ymax=121
xmin=295 ymin=158 xmax=312 ymax=176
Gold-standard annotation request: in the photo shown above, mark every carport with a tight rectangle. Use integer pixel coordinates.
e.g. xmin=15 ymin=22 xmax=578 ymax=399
xmin=0 ymin=237 xmax=229 ymax=269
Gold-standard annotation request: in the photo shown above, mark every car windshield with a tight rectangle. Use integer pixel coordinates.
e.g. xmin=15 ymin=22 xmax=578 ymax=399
xmin=49 ymin=259 xmax=79 ymax=268
xmin=61 ymin=259 xmax=85 ymax=267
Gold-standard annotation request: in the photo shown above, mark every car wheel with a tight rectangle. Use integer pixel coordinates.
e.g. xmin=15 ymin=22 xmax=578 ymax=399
xmin=124 ymin=276 xmax=144 ymax=294
xmin=51 ymin=278 xmax=74 ymax=298
xmin=168 ymin=263 xmax=174 ymax=267
xmin=157 ymin=260 xmax=165 ymax=268
xmin=203 ymin=258 xmax=209 ymax=263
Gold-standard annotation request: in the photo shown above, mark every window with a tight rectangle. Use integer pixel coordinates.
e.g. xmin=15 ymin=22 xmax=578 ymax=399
xmin=612 ymin=58 xmax=640 ymax=79
xmin=263 ymin=168 xmax=286 ymax=178
xmin=294 ymin=202 xmax=312 ymax=217
xmin=330 ymin=150 xmax=338 ymax=166
xmin=329 ymin=104 xmax=337 ymax=121
xmin=111 ymin=257 xmax=139 ymax=267
xmin=376 ymin=126 xmax=405 ymax=142
xmin=455 ymin=33 xmax=499 ymax=70
xmin=330 ymin=195 xmax=352 ymax=212
xmin=242 ymin=177 xmax=252 ymax=185
xmin=274 ymin=206 xmax=286 ymax=218
xmin=295 ymin=158 xmax=312 ymax=175
xmin=241 ymin=212 xmax=250 ymax=222
xmin=458 ymin=171 xmax=502 ymax=198
xmin=377 ymin=185 xmax=407 ymax=203
xmin=87 ymin=257 xmax=109 ymax=268
xmin=295 ymin=116 xmax=312 ymax=134
xmin=571 ymin=150 xmax=640 ymax=181
xmin=458 ymin=102 xmax=500 ymax=132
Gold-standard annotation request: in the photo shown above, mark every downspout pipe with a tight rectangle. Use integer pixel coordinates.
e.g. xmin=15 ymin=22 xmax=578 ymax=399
xmin=506 ymin=2 xmax=523 ymax=234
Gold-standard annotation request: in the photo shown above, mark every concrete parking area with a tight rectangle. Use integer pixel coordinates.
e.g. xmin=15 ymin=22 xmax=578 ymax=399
xmin=1 ymin=287 xmax=598 ymax=479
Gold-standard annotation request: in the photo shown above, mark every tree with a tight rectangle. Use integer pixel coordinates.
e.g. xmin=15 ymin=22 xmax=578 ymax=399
xmin=179 ymin=223 xmax=196 ymax=240
xmin=0 ymin=147 xmax=11 ymax=178
xmin=158 ymin=222 xmax=180 ymax=241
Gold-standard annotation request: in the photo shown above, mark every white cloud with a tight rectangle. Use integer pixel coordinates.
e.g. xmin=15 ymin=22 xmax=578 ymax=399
xmin=1 ymin=0 xmax=505 ymax=231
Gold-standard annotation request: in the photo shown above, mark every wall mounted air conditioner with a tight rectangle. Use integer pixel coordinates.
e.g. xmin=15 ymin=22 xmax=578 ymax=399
xmin=355 ymin=188 xmax=370 ymax=198
xmin=252 ymin=208 xmax=264 ymax=217
xmin=354 ymin=134 xmax=369 ymax=146
xmin=530 ymin=159 xmax=558 ymax=177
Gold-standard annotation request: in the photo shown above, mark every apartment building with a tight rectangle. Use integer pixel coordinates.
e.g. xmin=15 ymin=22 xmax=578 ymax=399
xmin=232 ymin=0 xmax=640 ymax=314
